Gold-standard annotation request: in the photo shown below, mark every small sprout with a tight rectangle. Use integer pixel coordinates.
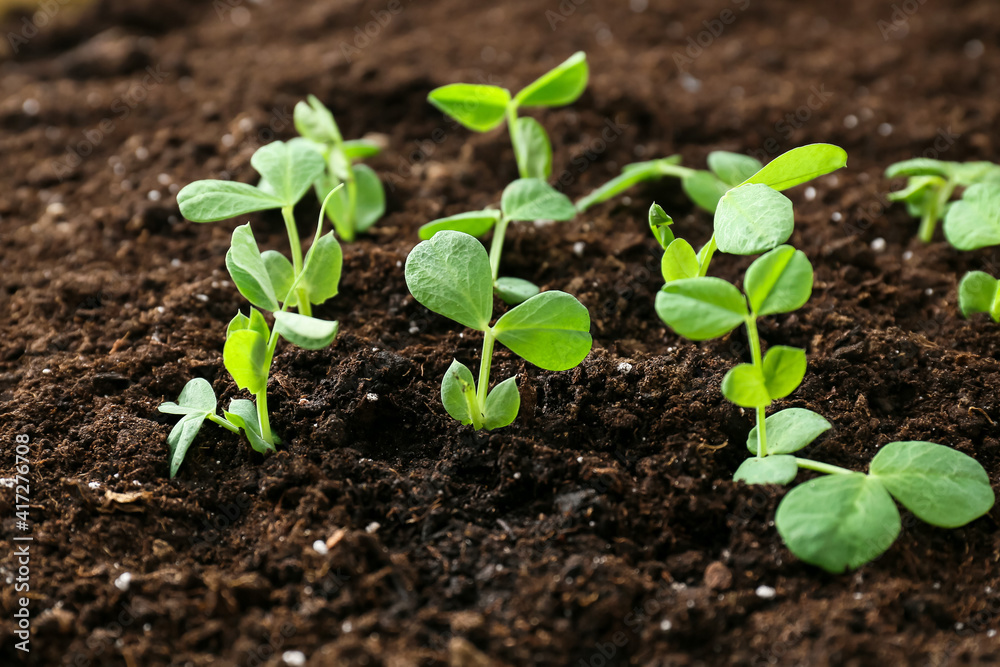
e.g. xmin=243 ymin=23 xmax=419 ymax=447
xmin=885 ymin=158 xmax=1000 ymax=244
xmin=294 ymin=95 xmax=386 ymax=242
xmin=418 ymin=178 xmax=576 ymax=304
xmin=158 ymin=378 xmax=239 ymax=478
xmin=958 ymin=271 xmax=1000 ymax=322
xmin=405 ymin=231 xmax=592 ymax=430
xmin=428 ymin=52 xmax=588 ymax=179
xmin=654 ymin=162 xmax=994 ymax=571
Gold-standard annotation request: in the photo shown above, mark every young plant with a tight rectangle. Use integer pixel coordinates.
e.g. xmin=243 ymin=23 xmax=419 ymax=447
xmin=404 ymin=230 xmax=592 ymax=430
xmin=161 ymin=188 xmax=344 ymax=477
xmin=656 ymin=242 xmax=994 ymax=572
xmin=418 ymin=178 xmax=576 ymax=304
xmin=294 ymin=94 xmax=386 ymax=242
xmin=885 ymin=158 xmax=1000 ymax=244
xmin=428 ymin=52 xmax=588 ymax=180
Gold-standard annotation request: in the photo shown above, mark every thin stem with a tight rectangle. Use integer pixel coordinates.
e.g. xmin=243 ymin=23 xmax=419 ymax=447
xmin=475 ymin=329 xmax=496 ymax=420
xmin=208 ymin=414 xmax=240 ymax=434
xmin=656 ymin=163 xmax=698 ymax=180
xmin=917 ymin=181 xmax=956 ymax=243
xmin=746 ymin=316 xmax=768 ymax=458
xmin=489 ymin=216 xmax=510 ymax=283
xmin=281 ymin=206 xmax=311 ymax=316
xmin=697 ymin=235 xmax=718 ymax=277
xmin=344 ymin=168 xmax=358 ymax=243
xmin=255 ymin=387 xmax=272 ymax=444
xmin=794 ymin=457 xmax=854 ymax=476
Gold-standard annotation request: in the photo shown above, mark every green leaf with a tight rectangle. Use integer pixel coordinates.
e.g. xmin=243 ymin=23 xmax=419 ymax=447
xmin=428 ymin=84 xmax=512 ymax=132
xmin=885 ymin=158 xmax=953 ymax=180
xmin=708 ymin=151 xmax=763 ymax=187
xmin=261 ymin=250 xmax=296 ymax=305
xmin=224 ymin=399 xmax=275 ymax=454
xmin=159 ymin=378 xmax=217 ymax=416
xmin=223 ymin=329 xmax=269 ymax=395
xmin=226 ymin=224 xmax=279 ymax=312
xmin=495 ymin=276 xmax=540 ymax=305
xmin=733 ymin=455 xmax=798 ymax=485
xmin=273 ymin=311 xmax=339 ymax=350
xmin=177 ymin=180 xmax=285 ymax=222
xmin=405 ymin=230 xmax=494 ymax=331
xmin=513 ymin=116 xmax=553 ymax=179
xmin=502 ymin=178 xmax=576 ymax=221
xmin=226 ymin=311 xmax=251 ymax=339
xmin=655 ymin=277 xmax=748 ymax=340
xmin=721 ymin=363 xmax=770 ymax=409
xmin=744 ymin=245 xmax=813 ymax=316
xmin=660 ymin=238 xmax=699 ymax=283
xmin=342 ymin=139 xmax=381 ymax=160
xmin=740 ymin=143 xmax=848 ymax=191
xmin=887 ymin=175 xmax=945 ymax=205
xmin=493 ymin=290 xmax=592 ymax=371
xmin=317 ymin=172 xmax=353 ymax=241
xmin=353 ymin=164 xmax=385 ymax=233
xmin=943 ymin=183 xmax=1000 ymax=251
xmin=682 ymin=171 xmax=729 ymax=213
xmin=301 ymin=232 xmax=343 ymax=306
xmin=419 ymin=210 xmax=501 ymax=241
xmin=776 ymin=473 xmax=900 ymax=573
xmin=166 ymin=414 xmax=206 ymax=479
xmin=958 ymin=271 xmax=1000 ymax=321
xmin=484 ymin=376 xmax=520 ymax=430
xmin=440 ymin=359 xmax=478 ymax=426
xmin=649 ymin=203 xmax=675 ymax=249
xmin=514 ymin=51 xmax=588 ymax=108
xmin=762 ymin=345 xmax=807 ymax=400
xmin=574 ymin=158 xmax=682 ymax=212
xmin=714 ymin=184 xmax=794 ymax=255
xmin=250 ymin=139 xmax=327 ymax=207
xmin=869 ymin=441 xmax=995 ymax=528
xmin=294 ymin=95 xmax=342 ymax=145
xmin=747 ymin=408 xmax=832 ymax=455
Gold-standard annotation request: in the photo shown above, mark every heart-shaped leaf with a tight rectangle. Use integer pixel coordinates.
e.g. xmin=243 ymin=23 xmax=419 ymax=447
xmin=177 ymin=181 xmax=285 ymax=222
xmin=869 ymin=441 xmax=995 ymax=528
xmin=428 ymin=84 xmax=512 ymax=132
xmin=744 ymin=245 xmax=813 ymax=316
xmin=655 ymin=277 xmax=748 ymax=340
xmin=502 ymin=178 xmax=576 ymax=221
xmin=514 ymin=51 xmax=588 ymax=108
xmin=226 ymin=224 xmax=279 ymax=312
xmin=494 ymin=291 xmax=592 ymax=371
xmin=747 ymin=408 xmax=832 ymax=455
xmin=714 ymin=184 xmax=794 ymax=255
xmin=273 ymin=311 xmax=339 ymax=350
xmin=405 ymin=230 xmax=494 ymax=331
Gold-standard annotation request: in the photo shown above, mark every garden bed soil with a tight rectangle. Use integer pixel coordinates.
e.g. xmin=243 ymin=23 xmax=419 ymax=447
xmin=2 ymin=0 xmax=1000 ymax=665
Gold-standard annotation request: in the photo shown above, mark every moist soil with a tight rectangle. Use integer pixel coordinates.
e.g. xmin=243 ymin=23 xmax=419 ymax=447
xmin=2 ymin=0 xmax=1000 ymax=665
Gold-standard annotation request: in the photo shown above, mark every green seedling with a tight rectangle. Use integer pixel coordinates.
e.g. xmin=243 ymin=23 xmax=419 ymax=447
xmin=958 ymin=271 xmax=1000 ymax=322
xmin=656 ymin=238 xmax=993 ymax=572
xmin=404 ymin=230 xmax=592 ymax=430
xmin=418 ymin=178 xmax=576 ymax=305
xmin=161 ymin=188 xmax=344 ymax=477
xmin=294 ymin=95 xmax=386 ymax=242
xmin=644 ymin=144 xmax=847 ymax=282
xmin=428 ymin=52 xmax=588 ymax=180
xmin=885 ymin=158 xmax=1000 ymax=244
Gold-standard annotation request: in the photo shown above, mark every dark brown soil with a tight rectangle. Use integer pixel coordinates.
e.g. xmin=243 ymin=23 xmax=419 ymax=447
xmin=2 ymin=0 xmax=1000 ymax=665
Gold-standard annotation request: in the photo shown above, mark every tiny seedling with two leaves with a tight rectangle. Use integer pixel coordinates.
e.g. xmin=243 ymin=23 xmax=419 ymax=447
xmin=405 ymin=230 xmax=592 ymax=430
xmin=428 ymin=52 xmax=588 ymax=180
xmin=655 ymin=148 xmax=994 ymax=572
xmin=163 ymin=146 xmax=346 ymax=477
xmin=885 ymin=158 xmax=1000 ymax=323
xmin=417 ymin=178 xmax=576 ymax=304
xmin=294 ymin=94 xmax=386 ymax=242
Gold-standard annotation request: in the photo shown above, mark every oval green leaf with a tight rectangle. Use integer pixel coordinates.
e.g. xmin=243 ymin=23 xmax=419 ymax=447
xmin=721 ymin=363 xmax=771 ymax=409
xmin=869 ymin=441 xmax=995 ymax=528
xmin=177 ymin=180 xmax=285 ymax=222
xmin=428 ymin=84 xmax=512 ymax=132
xmin=513 ymin=116 xmax=553 ymax=180
xmin=655 ymin=277 xmax=748 ymax=340
xmin=273 ymin=311 xmax=339 ymax=350
xmin=747 ymin=408 xmax=832 ymax=455
xmin=661 ymin=238 xmax=699 ymax=283
xmin=493 ymin=291 xmax=592 ymax=371
xmin=226 ymin=224 xmax=279 ymax=312
xmin=353 ymin=164 xmax=385 ymax=233
xmin=733 ymin=455 xmax=798 ymax=485
xmin=404 ymin=230 xmax=494 ymax=331
xmin=223 ymin=329 xmax=268 ymax=395
xmin=943 ymin=183 xmax=1000 ymax=251
xmin=418 ymin=210 xmax=501 ymax=241
xmin=958 ymin=271 xmax=1000 ymax=321
xmin=301 ymin=232 xmax=343 ymax=306
xmin=166 ymin=413 xmax=206 ymax=478
xmin=250 ymin=139 xmax=327 ymax=207
xmin=495 ymin=276 xmax=540 ymax=305
xmin=714 ymin=184 xmax=794 ymax=255
xmin=708 ymin=151 xmax=763 ymax=187
xmin=762 ymin=345 xmax=807 ymax=400
xmin=740 ymin=143 xmax=847 ymax=191
xmin=342 ymin=139 xmax=382 ymax=160
xmin=744 ymin=245 xmax=813 ymax=316
xmin=484 ymin=375 xmax=520 ymax=430
xmin=502 ymin=178 xmax=576 ymax=221
xmin=261 ymin=250 xmax=296 ymax=305
xmin=441 ymin=359 xmax=478 ymax=426
xmin=514 ymin=51 xmax=588 ymax=108
xmin=776 ymin=473 xmax=900 ymax=573
xmin=224 ymin=398 xmax=275 ymax=454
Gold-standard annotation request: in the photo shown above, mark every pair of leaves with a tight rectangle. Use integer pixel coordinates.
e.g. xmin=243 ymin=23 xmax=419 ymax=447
xmin=418 ymin=179 xmax=575 ymax=240
xmin=428 ymin=52 xmax=588 ymax=133
xmin=227 ymin=223 xmax=343 ymax=311
xmin=958 ymin=271 xmax=1000 ymax=322
xmin=159 ymin=378 xmax=226 ymax=478
xmin=679 ymin=152 xmax=765 ymax=214
xmin=404 ymin=231 xmax=592 ymax=371
xmin=776 ymin=442 xmax=995 ymax=573
xmin=441 ymin=360 xmax=519 ymax=430
xmin=722 ymin=346 xmax=806 ymax=409
xmin=655 ymin=245 xmax=813 ymax=340
xmin=317 ymin=163 xmax=386 ymax=241
xmin=734 ymin=408 xmax=833 ymax=485
xmin=177 ymin=140 xmax=326 ymax=222
xmin=714 ymin=144 xmax=847 ymax=255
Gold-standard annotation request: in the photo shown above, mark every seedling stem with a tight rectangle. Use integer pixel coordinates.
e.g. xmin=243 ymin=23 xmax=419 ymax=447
xmin=746 ymin=315 xmax=768 ymax=458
